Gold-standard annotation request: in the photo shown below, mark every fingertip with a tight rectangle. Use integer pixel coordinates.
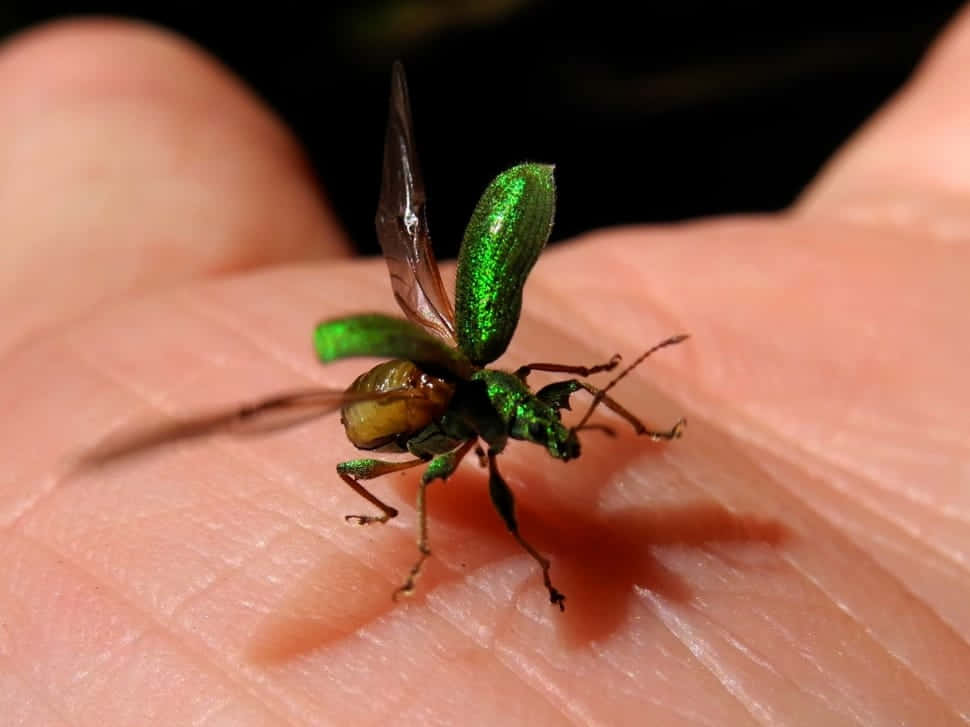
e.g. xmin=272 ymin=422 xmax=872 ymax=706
xmin=0 ymin=18 xmax=347 ymax=353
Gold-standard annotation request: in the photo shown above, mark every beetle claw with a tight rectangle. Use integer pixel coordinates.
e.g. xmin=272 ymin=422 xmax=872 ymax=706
xmin=549 ymin=588 xmax=566 ymax=612
xmin=345 ymin=513 xmax=391 ymax=525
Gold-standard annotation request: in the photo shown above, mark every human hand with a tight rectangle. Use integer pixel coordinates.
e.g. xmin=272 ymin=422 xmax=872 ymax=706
xmin=1 ymin=14 xmax=967 ymax=726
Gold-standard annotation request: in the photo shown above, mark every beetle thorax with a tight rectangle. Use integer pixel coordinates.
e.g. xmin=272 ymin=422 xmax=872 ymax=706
xmin=471 ymin=369 xmax=580 ymax=461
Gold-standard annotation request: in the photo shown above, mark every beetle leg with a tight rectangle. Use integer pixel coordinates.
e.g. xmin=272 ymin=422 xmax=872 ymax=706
xmin=571 ymin=381 xmax=685 ymax=440
xmin=534 ymin=380 xmax=582 ymax=411
xmin=515 ymin=353 xmax=620 ymax=381
xmin=394 ymin=439 xmax=477 ymax=600
xmin=486 ymin=450 xmax=565 ymax=611
xmin=337 ymin=457 xmax=425 ymax=524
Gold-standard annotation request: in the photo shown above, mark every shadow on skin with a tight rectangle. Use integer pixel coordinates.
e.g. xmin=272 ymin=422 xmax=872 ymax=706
xmin=247 ymin=426 xmax=787 ymax=660
xmin=67 ymin=318 xmax=783 ymax=659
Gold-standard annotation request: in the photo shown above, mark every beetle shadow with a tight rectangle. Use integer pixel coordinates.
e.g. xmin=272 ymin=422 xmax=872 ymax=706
xmin=422 ymin=452 xmax=788 ymax=646
xmin=247 ymin=431 xmax=787 ymax=660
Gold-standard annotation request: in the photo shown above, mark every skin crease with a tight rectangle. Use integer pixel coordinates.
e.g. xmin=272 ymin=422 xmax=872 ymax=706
xmin=0 ymin=12 xmax=968 ymax=727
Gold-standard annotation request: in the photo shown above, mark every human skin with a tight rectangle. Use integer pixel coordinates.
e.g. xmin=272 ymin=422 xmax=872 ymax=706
xmin=0 ymin=12 xmax=967 ymax=727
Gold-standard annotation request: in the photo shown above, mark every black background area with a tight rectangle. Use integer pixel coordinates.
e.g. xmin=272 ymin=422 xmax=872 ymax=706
xmin=0 ymin=3 xmax=959 ymax=257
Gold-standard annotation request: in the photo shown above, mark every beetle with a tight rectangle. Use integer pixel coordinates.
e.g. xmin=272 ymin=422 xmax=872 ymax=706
xmin=80 ymin=62 xmax=688 ymax=610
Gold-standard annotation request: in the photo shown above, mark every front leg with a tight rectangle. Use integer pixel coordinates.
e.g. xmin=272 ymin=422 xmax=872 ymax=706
xmin=537 ymin=379 xmax=684 ymax=440
xmin=515 ymin=354 xmax=620 ymax=381
xmin=337 ymin=457 xmax=425 ymax=524
xmin=573 ymin=380 xmax=685 ymax=440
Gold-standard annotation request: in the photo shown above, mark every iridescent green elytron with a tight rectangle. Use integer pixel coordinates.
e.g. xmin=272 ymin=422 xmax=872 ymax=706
xmin=81 ymin=62 xmax=688 ymax=611
xmin=455 ymin=164 xmax=555 ymax=365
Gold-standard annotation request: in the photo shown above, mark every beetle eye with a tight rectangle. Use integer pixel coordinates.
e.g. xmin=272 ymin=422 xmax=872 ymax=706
xmin=529 ymin=422 xmax=546 ymax=440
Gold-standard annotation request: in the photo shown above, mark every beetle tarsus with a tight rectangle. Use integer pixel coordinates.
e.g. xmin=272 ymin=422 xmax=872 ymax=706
xmin=394 ymin=543 xmax=431 ymax=601
xmin=345 ymin=512 xmax=394 ymax=525
xmin=643 ymin=416 xmax=686 ymax=441
xmin=549 ymin=587 xmax=566 ymax=612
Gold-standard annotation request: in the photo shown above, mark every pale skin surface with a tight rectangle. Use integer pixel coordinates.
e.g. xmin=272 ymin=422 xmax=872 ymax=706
xmin=0 ymin=12 xmax=968 ymax=727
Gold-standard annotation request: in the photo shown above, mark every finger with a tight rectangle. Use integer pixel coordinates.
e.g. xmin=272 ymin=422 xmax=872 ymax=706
xmin=0 ymin=19 xmax=348 ymax=354
xmin=798 ymin=5 xmax=970 ymax=215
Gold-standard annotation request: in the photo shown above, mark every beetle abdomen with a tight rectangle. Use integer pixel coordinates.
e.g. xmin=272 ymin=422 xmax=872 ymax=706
xmin=341 ymin=359 xmax=455 ymax=450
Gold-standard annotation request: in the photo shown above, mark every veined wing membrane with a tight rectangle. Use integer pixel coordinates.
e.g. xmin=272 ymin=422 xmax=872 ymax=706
xmin=375 ymin=61 xmax=456 ymax=342
xmin=72 ymin=388 xmax=420 ymax=470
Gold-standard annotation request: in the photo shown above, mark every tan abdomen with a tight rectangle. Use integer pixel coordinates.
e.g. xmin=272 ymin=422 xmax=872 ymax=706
xmin=341 ymin=360 xmax=455 ymax=450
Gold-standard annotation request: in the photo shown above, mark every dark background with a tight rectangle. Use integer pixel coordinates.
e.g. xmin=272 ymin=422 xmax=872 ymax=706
xmin=0 ymin=2 xmax=961 ymax=257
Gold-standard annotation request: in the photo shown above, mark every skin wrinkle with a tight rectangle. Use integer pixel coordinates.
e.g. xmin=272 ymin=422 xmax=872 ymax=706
xmin=424 ymin=577 xmax=602 ymax=723
xmin=10 ymin=530 xmax=297 ymax=726
xmin=164 ymin=526 xmax=297 ymax=622
xmin=639 ymin=591 xmax=779 ymax=727
xmin=852 ymin=501 xmax=970 ymax=581
xmin=782 ymin=541 xmax=970 ymax=656
xmin=733 ymin=409 xmax=970 ymax=587
xmin=232 ymin=489 xmax=402 ymax=589
xmin=747 ymin=602 xmax=921 ymax=724
xmin=188 ymin=696 xmax=237 ymax=727
xmin=643 ymin=291 xmax=970 ymax=582
xmin=586 ymin=632 xmax=735 ymax=727
xmin=49 ymin=290 xmax=358 ymax=545
xmin=457 ymin=625 xmax=585 ymax=727
xmin=776 ymin=431 xmax=970 ymax=578
xmin=136 ymin=448 xmax=409 ymax=609
xmin=489 ymin=643 xmax=591 ymax=727
xmin=56 ymin=492 xmax=279 ymax=560
xmin=780 ymin=553 xmax=969 ymax=723
xmin=0 ymin=653 xmax=75 ymax=727
xmin=1 ymin=339 xmax=131 ymax=532
xmin=347 ymin=610 xmax=568 ymax=727
xmin=718 ymin=618 xmax=860 ymax=726
xmin=33 ymin=325 xmax=439 ymax=681
xmin=182 ymin=291 xmax=341 ymax=383
xmin=649 ymin=575 xmax=840 ymax=722
xmin=676 ymin=426 xmax=970 ymax=716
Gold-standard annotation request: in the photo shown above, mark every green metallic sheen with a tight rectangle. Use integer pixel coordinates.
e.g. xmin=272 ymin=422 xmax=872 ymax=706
xmin=470 ymin=369 xmax=579 ymax=461
xmin=454 ymin=163 xmax=556 ymax=365
xmin=337 ymin=458 xmax=384 ymax=478
xmin=535 ymin=380 xmax=582 ymax=410
xmin=314 ymin=313 xmax=472 ymax=379
xmin=421 ymin=446 xmax=467 ymax=484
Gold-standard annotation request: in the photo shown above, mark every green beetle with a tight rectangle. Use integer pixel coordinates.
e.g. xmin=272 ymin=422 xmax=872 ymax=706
xmin=81 ymin=62 xmax=687 ymax=610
